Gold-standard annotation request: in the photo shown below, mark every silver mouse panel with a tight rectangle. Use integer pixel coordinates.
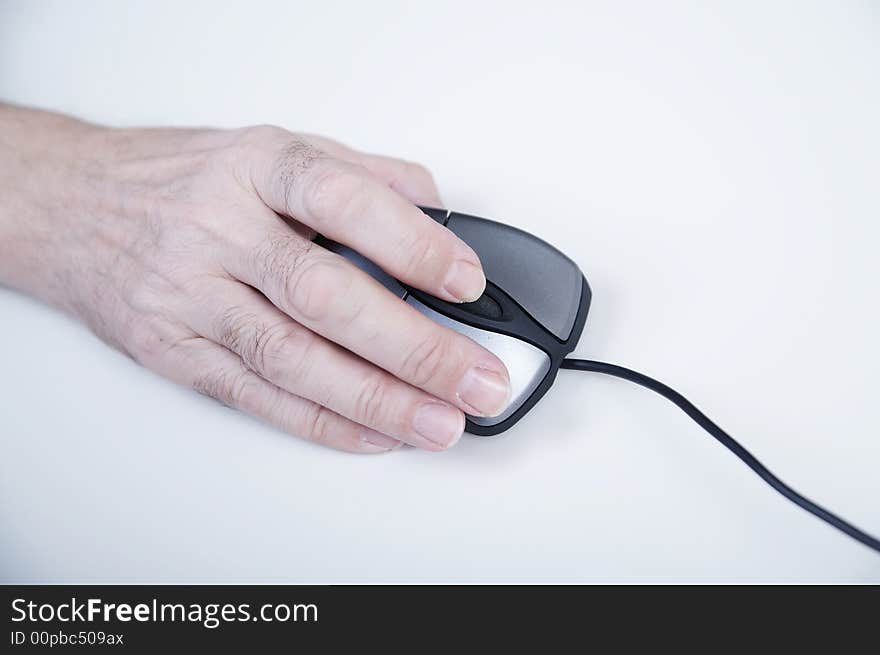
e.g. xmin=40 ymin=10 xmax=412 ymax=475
xmin=405 ymin=297 xmax=551 ymax=425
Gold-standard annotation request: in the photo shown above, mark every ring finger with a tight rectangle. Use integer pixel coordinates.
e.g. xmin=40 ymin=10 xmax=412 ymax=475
xmin=180 ymin=277 xmax=466 ymax=451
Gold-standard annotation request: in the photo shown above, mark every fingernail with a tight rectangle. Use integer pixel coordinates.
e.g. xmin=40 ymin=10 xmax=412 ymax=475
xmin=412 ymin=402 xmax=464 ymax=449
xmin=456 ymin=366 xmax=511 ymax=417
xmin=443 ymin=259 xmax=486 ymax=303
xmin=360 ymin=427 xmax=403 ymax=452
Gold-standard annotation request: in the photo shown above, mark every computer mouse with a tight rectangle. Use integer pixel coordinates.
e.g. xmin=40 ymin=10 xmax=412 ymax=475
xmin=316 ymin=207 xmax=591 ymax=435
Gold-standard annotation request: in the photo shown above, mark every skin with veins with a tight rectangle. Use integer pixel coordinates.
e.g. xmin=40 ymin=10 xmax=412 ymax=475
xmin=0 ymin=104 xmax=511 ymax=454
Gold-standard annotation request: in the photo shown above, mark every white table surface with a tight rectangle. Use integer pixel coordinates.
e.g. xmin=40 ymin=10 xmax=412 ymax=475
xmin=2 ymin=0 xmax=878 ymax=583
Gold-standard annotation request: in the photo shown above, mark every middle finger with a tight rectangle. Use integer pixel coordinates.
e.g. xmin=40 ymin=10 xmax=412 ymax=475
xmin=181 ymin=277 xmax=466 ymax=450
xmin=225 ymin=225 xmax=511 ymax=418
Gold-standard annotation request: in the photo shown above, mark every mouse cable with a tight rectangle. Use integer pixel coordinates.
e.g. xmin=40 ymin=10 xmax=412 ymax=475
xmin=560 ymin=358 xmax=880 ymax=554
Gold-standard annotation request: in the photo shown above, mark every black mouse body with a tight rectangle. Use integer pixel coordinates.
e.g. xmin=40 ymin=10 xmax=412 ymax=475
xmin=318 ymin=207 xmax=591 ymax=435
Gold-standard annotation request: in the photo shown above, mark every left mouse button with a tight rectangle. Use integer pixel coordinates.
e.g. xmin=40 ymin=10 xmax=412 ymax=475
xmin=445 ymin=212 xmax=583 ymax=342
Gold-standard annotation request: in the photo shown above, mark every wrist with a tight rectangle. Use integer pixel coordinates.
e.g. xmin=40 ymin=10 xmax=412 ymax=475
xmin=0 ymin=104 xmax=107 ymax=312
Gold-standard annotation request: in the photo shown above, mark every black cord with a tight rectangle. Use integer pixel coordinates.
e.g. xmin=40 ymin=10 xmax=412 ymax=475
xmin=560 ymin=358 xmax=880 ymax=554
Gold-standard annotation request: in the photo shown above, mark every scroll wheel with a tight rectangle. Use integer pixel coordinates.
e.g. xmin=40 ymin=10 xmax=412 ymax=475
xmin=460 ymin=291 xmax=503 ymax=320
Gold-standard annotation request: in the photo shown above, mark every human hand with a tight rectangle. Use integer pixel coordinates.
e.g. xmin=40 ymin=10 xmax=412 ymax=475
xmin=0 ymin=105 xmax=511 ymax=453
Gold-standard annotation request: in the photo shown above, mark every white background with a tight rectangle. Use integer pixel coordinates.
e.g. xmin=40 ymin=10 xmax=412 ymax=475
xmin=1 ymin=1 xmax=878 ymax=582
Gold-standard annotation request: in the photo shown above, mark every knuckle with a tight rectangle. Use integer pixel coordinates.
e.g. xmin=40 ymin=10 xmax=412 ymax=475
xmin=123 ymin=271 xmax=176 ymax=317
xmin=287 ymin=256 xmax=352 ymax=322
xmin=399 ymin=332 xmax=452 ymax=388
xmin=353 ymin=373 xmax=391 ymax=427
xmin=125 ymin=317 xmax=173 ymax=366
xmin=212 ymin=305 xmax=317 ymax=384
xmin=253 ymin=321 xmax=314 ymax=383
xmin=234 ymin=125 xmax=299 ymax=166
xmin=234 ymin=125 xmax=327 ymax=216
xmin=214 ymin=305 xmax=258 ymax=359
xmin=301 ymin=402 xmax=335 ymax=445
xmin=404 ymin=161 xmax=433 ymax=183
xmin=273 ymin=139 xmax=326 ymax=216
xmin=251 ymin=232 xmax=311 ymax=293
xmin=237 ymin=123 xmax=290 ymax=146
xmin=125 ymin=280 xmax=159 ymax=316
xmin=303 ymin=165 xmax=368 ymax=225
xmin=192 ymin=367 xmax=255 ymax=410
xmin=253 ymin=233 xmax=355 ymax=323
xmin=273 ymin=328 xmax=317 ymax=385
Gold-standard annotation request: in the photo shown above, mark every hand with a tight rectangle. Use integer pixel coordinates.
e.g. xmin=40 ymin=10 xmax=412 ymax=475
xmin=0 ymin=105 xmax=511 ymax=453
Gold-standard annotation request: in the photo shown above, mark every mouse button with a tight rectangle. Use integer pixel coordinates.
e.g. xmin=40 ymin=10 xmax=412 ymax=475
xmin=316 ymin=238 xmax=407 ymax=299
xmin=406 ymin=296 xmax=552 ymax=426
xmin=445 ymin=212 xmax=583 ymax=341
xmin=417 ymin=206 xmax=449 ymax=225
xmin=460 ymin=291 xmax=504 ymax=321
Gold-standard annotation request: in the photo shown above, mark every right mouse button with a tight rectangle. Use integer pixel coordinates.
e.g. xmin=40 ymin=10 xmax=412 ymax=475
xmin=445 ymin=212 xmax=583 ymax=342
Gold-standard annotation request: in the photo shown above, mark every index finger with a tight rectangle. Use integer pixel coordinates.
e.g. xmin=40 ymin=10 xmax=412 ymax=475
xmin=239 ymin=127 xmax=486 ymax=303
